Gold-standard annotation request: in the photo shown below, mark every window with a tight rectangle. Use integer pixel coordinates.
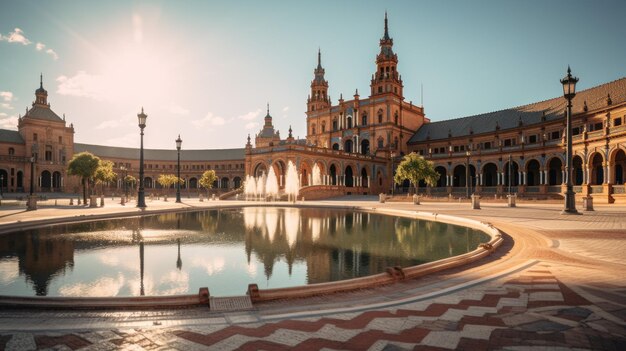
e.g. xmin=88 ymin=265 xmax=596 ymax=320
xmin=58 ymin=136 xmax=62 ymax=144
xmin=321 ymin=121 xmax=326 ymax=132
xmin=8 ymin=147 xmax=14 ymax=155
xmin=615 ymin=118 xmax=623 ymax=127
xmin=483 ymin=142 xmax=491 ymax=149
xmin=347 ymin=116 xmax=352 ymax=129
xmin=377 ymin=138 xmax=384 ymax=149
xmin=378 ymin=86 xmax=382 ymax=93
xmin=377 ymin=110 xmax=383 ymax=124
xmin=45 ymin=145 xmax=52 ymax=161
xmin=550 ymin=131 xmax=560 ymax=140
xmin=311 ymin=124 xmax=316 ymax=135
xmin=332 ymin=119 xmax=338 ymax=131
xmin=394 ymin=112 xmax=398 ymax=125
xmin=361 ymin=114 xmax=367 ymax=126
xmin=572 ymin=127 xmax=581 ymax=135
xmin=33 ymin=133 xmax=38 ymax=141
xmin=528 ymin=135 xmax=537 ymax=143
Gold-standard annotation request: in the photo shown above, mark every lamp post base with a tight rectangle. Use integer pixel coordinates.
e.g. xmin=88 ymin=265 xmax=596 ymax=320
xmin=27 ymin=195 xmax=38 ymax=211
xmin=561 ymin=190 xmax=580 ymax=215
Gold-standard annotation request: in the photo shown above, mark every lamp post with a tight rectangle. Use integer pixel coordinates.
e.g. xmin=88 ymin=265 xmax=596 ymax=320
xmin=390 ymin=152 xmax=395 ymax=196
xmin=137 ymin=108 xmax=147 ymax=208
xmin=465 ymin=150 xmax=470 ymax=199
xmin=508 ymin=154 xmax=512 ymax=195
xmin=175 ymin=135 xmax=182 ymax=203
xmin=561 ymin=66 xmax=578 ymax=214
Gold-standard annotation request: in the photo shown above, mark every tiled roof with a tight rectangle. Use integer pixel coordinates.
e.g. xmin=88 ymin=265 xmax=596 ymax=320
xmin=74 ymin=143 xmax=245 ymax=161
xmin=0 ymin=129 xmax=25 ymax=144
xmin=409 ymin=77 xmax=626 ymax=143
xmin=24 ymin=105 xmax=64 ymax=122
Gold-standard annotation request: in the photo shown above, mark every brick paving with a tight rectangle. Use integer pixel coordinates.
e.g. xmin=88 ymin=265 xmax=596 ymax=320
xmin=0 ymin=198 xmax=625 ymax=350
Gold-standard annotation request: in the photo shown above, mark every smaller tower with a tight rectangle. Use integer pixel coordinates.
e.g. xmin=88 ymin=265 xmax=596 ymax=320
xmin=307 ymin=49 xmax=330 ymax=112
xmin=255 ymin=104 xmax=281 ymax=147
xmin=370 ymin=12 xmax=403 ymax=98
xmin=34 ymin=73 xmax=49 ymax=106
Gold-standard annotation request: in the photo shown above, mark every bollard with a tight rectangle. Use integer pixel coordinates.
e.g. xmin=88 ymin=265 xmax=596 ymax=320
xmin=582 ymin=196 xmax=594 ymax=211
xmin=100 ymin=195 xmax=105 ymax=207
xmin=412 ymin=194 xmax=420 ymax=205
xmin=471 ymin=194 xmax=481 ymax=209
xmin=379 ymin=193 xmax=386 ymax=203
xmin=69 ymin=198 xmax=74 ymax=206
xmin=507 ymin=194 xmax=516 ymax=207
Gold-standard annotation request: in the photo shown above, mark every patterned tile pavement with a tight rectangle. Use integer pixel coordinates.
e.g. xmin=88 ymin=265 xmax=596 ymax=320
xmin=0 ymin=200 xmax=625 ymax=350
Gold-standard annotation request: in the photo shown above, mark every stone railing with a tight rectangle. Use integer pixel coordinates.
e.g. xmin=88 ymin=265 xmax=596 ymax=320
xmin=573 ymin=186 xmax=582 ymax=193
xmin=612 ymin=185 xmax=625 ymax=194
xmin=547 ymin=186 xmax=561 ymax=193
xmin=525 ymin=186 xmax=540 ymax=193
xmin=590 ymin=185 xmax=604 ymax=194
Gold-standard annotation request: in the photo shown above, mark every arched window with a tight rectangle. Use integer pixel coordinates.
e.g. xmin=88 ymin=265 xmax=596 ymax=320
xmin=8 ymin=147 xmax=14 ymax=155
xmin=332 ymin=143 xmax=339 ymax=150
xmin=361 ymin=113 xmax=367 ymax=126
xmin=394 ymin=111 xmax=398 ymax=125
xmin=321 ymin=121 xmax=326 ymax=133
xmin=311 ymin=123 xmax=316 ymax=135
xmin=377 ymin=137 xmax=384 ymax=149
xmin=332 ymin=118 xmax=338 ymax=131
xmin=347 ymin=116 xmax=352 ymax=129
xmin=377 ymin=109 xmax=383 ymax=124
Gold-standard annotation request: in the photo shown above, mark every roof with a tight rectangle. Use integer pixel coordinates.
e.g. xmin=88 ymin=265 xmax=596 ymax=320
xmin=24 ymin=105 xmax=64 ymax=123
xmin=409 ymin=77 xmax=626 ymax=143
xmin=74 ymin=143 xmax=245 ymax=161
xmin=0 ymin=129 xmax=25 ymax=144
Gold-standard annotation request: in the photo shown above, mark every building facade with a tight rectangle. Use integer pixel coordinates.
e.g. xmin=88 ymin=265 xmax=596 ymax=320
xmin=1 ymin=13 xmax=625 ymax=203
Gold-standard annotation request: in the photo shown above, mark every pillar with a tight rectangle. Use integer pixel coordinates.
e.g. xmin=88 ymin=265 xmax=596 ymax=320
xmin=606 ymin=164 xmax=611 ymax=184
xmin=522 ymin=171 xmax=526 ymax=185
xmin=562 ymin=170 xmax=566 ymax=184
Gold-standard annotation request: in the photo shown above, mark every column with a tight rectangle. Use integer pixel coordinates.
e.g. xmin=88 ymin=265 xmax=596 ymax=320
xmin=518 ymin=171 xmax=522 ymax=186
xmin=522 ymin=171 xmax=526 ymax=185
xmin=562 ymin=170 xmax=566 ymax=184
xmin=606 ymin=164 xmax=611 ymax=184
xmin=479 ymin=173 xmax=483 ymax=186
xmin=367 ymin=176 xmax=370 ymax=188
xmin=544 ymin=170 xmax=548 ymax=185
xmin=497 ymin=172 xmax=501 ymax=186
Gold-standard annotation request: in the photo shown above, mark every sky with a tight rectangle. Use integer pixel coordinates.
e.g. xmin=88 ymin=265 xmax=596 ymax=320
xmin=1 ymin=0 xmax=625 ymax=150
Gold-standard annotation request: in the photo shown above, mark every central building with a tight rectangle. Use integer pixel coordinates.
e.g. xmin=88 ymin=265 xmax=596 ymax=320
xmin=245 ymin=14 xmax=425 ymax=198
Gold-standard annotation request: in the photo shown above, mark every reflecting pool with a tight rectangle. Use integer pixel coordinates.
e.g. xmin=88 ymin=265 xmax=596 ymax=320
xmin=0 ymin=207 xmax=489 ymax=297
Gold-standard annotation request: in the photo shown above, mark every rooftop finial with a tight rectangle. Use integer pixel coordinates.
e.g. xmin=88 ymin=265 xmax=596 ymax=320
xmin=383 ymin=11 xmax=390 ymax=40
xmin=40 ymin=73 xmax=43 ymax=89
xmin=567 ymin=65 xmax=571 ymax=75
xmin=318 ymin=47 xmax=321 ymax=66
xmin=267 ymin=102 xmax=269 ymax=115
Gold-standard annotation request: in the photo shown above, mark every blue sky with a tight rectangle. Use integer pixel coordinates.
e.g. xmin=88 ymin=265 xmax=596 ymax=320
xmin=1 ymin=0 xmax=625 ymax=149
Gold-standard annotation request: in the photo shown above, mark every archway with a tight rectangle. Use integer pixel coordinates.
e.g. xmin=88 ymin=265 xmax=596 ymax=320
xmin=16 ymin=170 xmax=23 ymax=191
xmin=548 ymin=158 xmax=563 ymax=185
xmin=53 ymin=171 xmax=62 ymax=190
xmin=332 ymin=143 xmax=339 ymax=151
xmin=329 ymin=164 xmax=337 ymax=185
xmin=503 ymin=160 xmax=519 ymax=186
xmin=233 ymin=177 xmax=241 ymax=188
xmin=435 ymin=166 xmax=447 ymax=187
xmin=361 ymin=167 xmax=368 ymax=187
xmin=590 ymin=153 xmax=604 ymax=185
xmin=614 ymin=149 xmax=626 ymax=184
xmin=41 ymin=170 xmax=52 ymax=190
xmin=361 ymin=139 xmax=370 ymax=155
xmin=482 ymin=163 xmax=498 ymax=186
xmin=573 ymin=156 xmax=584 ymax=185
xmin=452 ymin=165 xmax=466 ymax=187
xmin=253 ymin=163 xmax=267 ymax=177
xmin=526 ymin=159 xmax=541 ymax=186
xmin=345 ymin=166 xmax=354 ymax=187
xmin=144 ymin=177 xmax=153 ymax=188
xmin=189 ymin=177 xmax=198 ymax=189
xmin=221 ymin=177 xmax=229 ymax=189
xmin=344 ymin=140 xmax=353 ymax=153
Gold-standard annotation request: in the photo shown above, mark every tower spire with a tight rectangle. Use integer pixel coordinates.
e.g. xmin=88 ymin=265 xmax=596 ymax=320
xmin=317 ymin=48 xmax=322 ymax=69
xmin=267 ymin=102 xmax=269 ymax=115
xmin=40 ymin=73 xmax=43 ymax=89
xmin=383 ymin=11 xmax=390 ymax=40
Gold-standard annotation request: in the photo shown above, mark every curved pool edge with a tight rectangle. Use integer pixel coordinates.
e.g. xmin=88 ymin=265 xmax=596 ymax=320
xmin=0 ymin=203 xmax=504 ymax=309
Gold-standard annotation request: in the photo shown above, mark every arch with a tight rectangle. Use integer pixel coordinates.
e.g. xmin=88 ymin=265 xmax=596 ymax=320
xmin=144 ymin=176 xmax=153 ymax=188
xmin=377 ymin=109 xmax=383 ymax=124
xmin=345 ymin=165 xmax=354 ymax=187
xmin=548 ymin=157 xmax=563 ymax=185
xmin=360 ymin=139 xmax=370 ymax=155
xmin=482 ymin=163 xmax=498 ymax=187
xmin=16 ymin=170 xmax=23 ymax=191
xmin=452 ymin=165 xmax=475 ymax=187
xmin=332 ymin=118 xmax=338 ymax=131
xmin=572 ymin=155 xmax=584 ymax=185
xmin=271 ymin=160 xmax=287 ymax=187
xmin=347 ymin=116 xmax=353 ymax=129
xmin=435 ymin=166 xmax=447 ymax=187
xmin=613 ymin=149 xmax=626 ymax=184
xmin=344 ymin=139 xmax=353 ymax=153
xmin=188 ymin=177 xmax=198 ymax=189
xmin=361 ymin=167 xmax=368 ymax=187
xmin=221 ymin=177 xmax=229 ymax=189
xmin=311 ymin=123 xmax=316 ymax=135
xmin=52 ymin=171 xmax=62 ymax=190
xmin=299 ymin=160 xmax=312 ymax=186
xmin=41 ymin=170 xmax=52 ymax=190
xmin=0 ymin=169 xmax=7 ymax=192
xmin=394 ymin=111 xmax=398 ymax=125
xmin=329 ymin=164 xmax=337 ymax=185
xmin=590 ymin=152 xmax=604 ymax=185
xmin=332 ymin=143 xmax=339 ymax=150
xmin=361 ymin=113 xmax=368 ymax=126
xmin=321 ymin=121 xmax=326 ymax=133
xmin=503 ymin=160 xmax=520 ymax=186
xmin=526 ymin=159 xmax=541 ymax=186
xmin=253 ymin=162 xmax=268 ymax=177
xmin=377 ymin=137 xmax=384 ymax=149
xmin=233 ymin=176 xmax=241 ymax=188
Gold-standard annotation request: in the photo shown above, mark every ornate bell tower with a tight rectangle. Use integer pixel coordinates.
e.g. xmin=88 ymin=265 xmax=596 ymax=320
xmin=370 ymin=12 xmax=403 ymax=98
xmin=307 ymin=49 xmax=330 ymax=112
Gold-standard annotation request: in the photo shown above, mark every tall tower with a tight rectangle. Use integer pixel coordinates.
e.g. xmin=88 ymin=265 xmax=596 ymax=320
xmin=370 ymin=12 xmax=403 ymax=98
xmin=35 ymin=73 xmax=49 ymax=106
xmin=307 ymin=49 xmax=330 ymax=112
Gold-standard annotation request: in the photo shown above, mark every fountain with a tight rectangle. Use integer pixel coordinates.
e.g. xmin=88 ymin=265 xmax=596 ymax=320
xmin=265 ymin=167 xmax=279 ymax=201
xmin=285 ymin=161 xmax=300 ymax=202
xmin=312 ymin=163 xmax=322 ymax=186
xmin=244 ymin=175 xmax=257 ymax=201
xmin=256 ymin=172 xmax=266 ymax=201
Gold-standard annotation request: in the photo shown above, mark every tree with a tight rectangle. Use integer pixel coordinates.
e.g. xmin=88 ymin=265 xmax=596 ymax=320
xmin=67 ymin=152 xmax=100 ymax=204
xmin=157 ymin=174 xmax=180 ymax=191
xmin=394 ymin=152 xmax=439 ymax=195
xmin=94 ymin=160 xmax=117 ymax=195
xmin=199 ymin=170 xmax=217 ymax=196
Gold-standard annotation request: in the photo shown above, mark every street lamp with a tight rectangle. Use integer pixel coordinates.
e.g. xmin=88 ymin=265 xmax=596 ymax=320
xmin=465 ymin=150 xmax=471 ymax=199
xmin=561 ymin=66 xmax=578 ymax=214
xmin=508 ymin=154 xmax=513 ymax=195
xmin=175 ymin=135 xmax=182 ymax=203
xmin=137 ymin=108 xmax=147 ymax=208
xmin=390 ymin=152 xmax=396 ymax=196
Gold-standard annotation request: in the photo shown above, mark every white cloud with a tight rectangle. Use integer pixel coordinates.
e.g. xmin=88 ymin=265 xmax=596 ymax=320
xmin=0 ymin=103 xmax=13 ymax=110
xmin=245 ymin=122 xmax=259 ymax=130
xmin=35 ymin=42 xmax=45 ymax=51
xmin=237 ymin=108 xmax=262 ymax=121
xmin=0 ymin=115 xmax=18 ymax=130
xmin=46 ymin=48 xmax=59 ymax=60
xmin=169 ymin=104 xmax=189 ymax=115
xmin=95 ymin=120 xmax=121 ymax=130
xmin=0 ymin=91 xmax=13 ymax=102
xmin=56 ymin=71 xmax=104 ymax=99
xmin=0 ymin=28 xmax=31 ymax=45
xmin=282 ymin=106 xmax=289 ymax=112
xmin=191 ymin=112 xmax=227 ymax=127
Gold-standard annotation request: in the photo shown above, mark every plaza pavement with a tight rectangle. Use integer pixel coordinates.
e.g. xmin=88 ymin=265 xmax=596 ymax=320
xmin=0 ymin=196 xmax=624 ymax=350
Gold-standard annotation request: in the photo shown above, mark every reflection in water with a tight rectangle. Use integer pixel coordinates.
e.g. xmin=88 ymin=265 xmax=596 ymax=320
xmin=0 ymin=208 xmax=489 ymax=297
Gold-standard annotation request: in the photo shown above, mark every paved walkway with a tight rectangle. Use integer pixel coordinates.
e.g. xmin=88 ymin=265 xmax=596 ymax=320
xmin=0 ymin=197 xmax=625 ymax=350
